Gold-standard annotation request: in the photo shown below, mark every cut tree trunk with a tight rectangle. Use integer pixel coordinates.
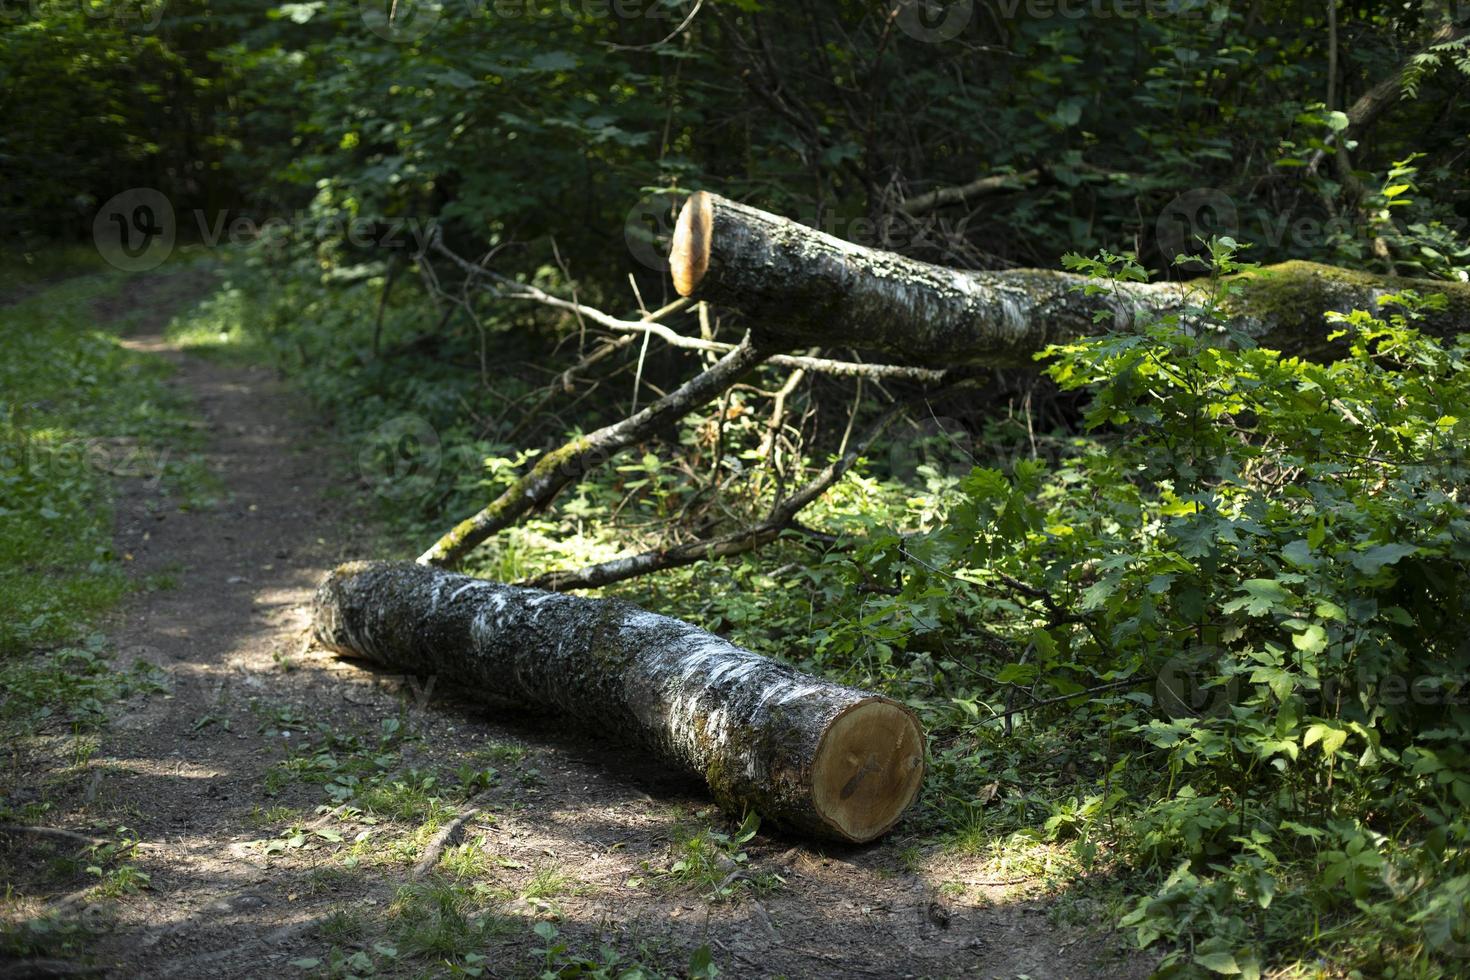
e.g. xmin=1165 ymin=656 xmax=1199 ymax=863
xmin=313 ymin=561 xmax=926 ymax=843
xmin=670 ymin=191 xmax=1470 ymax=367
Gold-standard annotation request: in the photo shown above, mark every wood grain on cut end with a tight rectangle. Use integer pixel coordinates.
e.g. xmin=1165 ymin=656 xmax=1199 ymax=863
xmin=810 ymin=699 xmax=926 ymax=843
xmin=670 ymin=191 xmax=712 ymax=297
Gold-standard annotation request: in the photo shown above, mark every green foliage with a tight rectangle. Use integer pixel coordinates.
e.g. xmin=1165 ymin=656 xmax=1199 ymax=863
xmin=0 ymin=270 xmax=196 ymax=651
xmin=0 ymin=633 xmax=166 ymax=735
xmin=804 ymin=245 xmax=1470 ymax=974
xmin=12 ymin=0 xmax=1470 ymax=279
xmin=85 ymin=833 xmax=152 ymax=898
xmin=531 ymin=921 xmax=717 ymax=980
xmin=387 ymin=879 xmax=510 ymax=963
xmin=657 ymin=812 xmax=777 ymax=901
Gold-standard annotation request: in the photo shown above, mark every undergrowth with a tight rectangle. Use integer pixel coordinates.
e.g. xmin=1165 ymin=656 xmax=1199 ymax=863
xmin=167 ymin=238 xmax=1470 ymax=976
xmin=0 ymin=264 xmax=211 ymax=654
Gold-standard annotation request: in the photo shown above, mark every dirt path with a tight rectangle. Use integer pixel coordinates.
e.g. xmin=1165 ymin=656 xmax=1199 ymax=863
xmin=50 ymin=274 xmax=1150 ymax=979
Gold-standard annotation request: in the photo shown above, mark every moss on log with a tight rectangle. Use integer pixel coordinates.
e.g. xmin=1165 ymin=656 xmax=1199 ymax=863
xmin=670 ymin=191 xmax=1470 ymax=366
xmin=313 ymin=561 xmax=925 ymax=843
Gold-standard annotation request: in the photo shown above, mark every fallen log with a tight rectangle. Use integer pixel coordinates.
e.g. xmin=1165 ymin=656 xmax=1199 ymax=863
xmin=669 ymin=191 xmax=1470 ymax=366
xmin=312 ymin=561 xmax=925 ymax=843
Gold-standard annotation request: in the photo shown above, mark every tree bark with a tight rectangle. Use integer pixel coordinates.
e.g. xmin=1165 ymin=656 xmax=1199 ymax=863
xmin=313 ymin=561 xmax=926 ymax=844
xmin=670 ymin=191 xmax=1470 ymax=367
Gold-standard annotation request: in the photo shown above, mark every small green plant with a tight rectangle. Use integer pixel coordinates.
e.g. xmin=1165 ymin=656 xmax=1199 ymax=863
xmin=521 ymin=863 xmax=578 ymax=901
xmin=357 ymin=770 xmax=455 ymax=823
xmin=453 ymin=763 xmax=498 ymax=795
xmin=530 ymin=921 xmax=717 ymax=980
xmin=476 ymin=741 xmax=529 ymax=766
xmin=436 ymin=836 xmax=493 ymax=880
xmin=267 ymin=717 xmax=412 ymax=803
xmin=386 ymin=880 xmax=509 ymax=964
xmin=660 ymin=813 xmax=777 ymax=901
xmin=291 ymin=943 xmax=398 ymax=979
xmin=85 ymin=832 xmax=150 ymax=898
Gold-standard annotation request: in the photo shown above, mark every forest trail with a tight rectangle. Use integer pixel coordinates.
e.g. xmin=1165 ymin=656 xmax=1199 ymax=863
xmin=48 ymin=271 xmax=1148 ymax=978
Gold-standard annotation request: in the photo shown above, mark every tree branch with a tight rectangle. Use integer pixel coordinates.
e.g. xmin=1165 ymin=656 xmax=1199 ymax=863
xmin=521 ymin=398 xmax=910 ymax=592
xmin=899 ymin=169 xmax=1041 ymax=217
xmin=417 ymin=338 xmax=771 ymax=568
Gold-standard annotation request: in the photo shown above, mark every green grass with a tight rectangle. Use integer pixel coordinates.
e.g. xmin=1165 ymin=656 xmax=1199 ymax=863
xmin=0 ymin=246 xmax=112 ymax=296
xmin=0 ymin=260 xmax=211 ymax=656
xmin=519 ymin=863 xmax=577 ymax=901
xmin=356 ymin=771 xmax=457 ymax=824
xmin=0 ymin=259 xmax=216 ymax=955
xmin=386 ymin=879 xmax=511 ymax=960
xmin=436 ymin=837 xmax=495 ymax=880
xmin=655 ymin=812 xmax=779 ymax=902
xmin=165 ymin=279 xmax=268 ymax=361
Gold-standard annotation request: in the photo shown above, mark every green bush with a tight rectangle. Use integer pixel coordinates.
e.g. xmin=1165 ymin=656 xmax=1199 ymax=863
xmin=814 ymin=244 xmax=1470 ymax=975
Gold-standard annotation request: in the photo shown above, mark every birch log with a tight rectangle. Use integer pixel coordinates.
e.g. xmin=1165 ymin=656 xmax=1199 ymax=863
xmin=669 ymin=191 xmax=1470 ymax=366
xmin=313 ymin=561 xmax=926 ymax=843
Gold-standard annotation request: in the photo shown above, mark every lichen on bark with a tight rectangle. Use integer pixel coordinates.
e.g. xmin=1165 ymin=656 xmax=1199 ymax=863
xmin=313 ymin=561 xmax=924 ymax=842
xmin=675 ymin=193 xmax=1470 ymax=367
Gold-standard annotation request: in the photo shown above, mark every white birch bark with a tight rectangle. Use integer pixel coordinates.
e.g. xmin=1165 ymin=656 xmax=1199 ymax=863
xmin=313 ymin=561 xmax=926 ymax=843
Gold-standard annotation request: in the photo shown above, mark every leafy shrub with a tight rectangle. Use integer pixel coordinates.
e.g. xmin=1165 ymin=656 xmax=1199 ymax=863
xmin=816 ymin=245 xmax=1470 ymax=974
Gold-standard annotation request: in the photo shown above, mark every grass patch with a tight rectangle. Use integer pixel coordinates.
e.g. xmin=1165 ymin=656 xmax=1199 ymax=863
xmin=387 ymin=879 xmax=511 ymax=961
xmin=437 ymin=836 xmax=495 ymax=880
xmin=531 ymin=922 xmax=718 ymax=980
xmin=166 ymin=281 xmax=268 ymax=361
xmin=0 ymin=260 xmax=212 ymax=654
xmin=519 ymin=863 xmax=579 ymax=901
xmin=356 ymin=771 xmax=456 ymax=824
xmin=655 ymin=812 xmax=780 ymax=902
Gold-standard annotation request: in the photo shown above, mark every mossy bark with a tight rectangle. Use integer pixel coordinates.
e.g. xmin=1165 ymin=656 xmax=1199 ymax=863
xmin=313 ymin=561 xmax=925 ymax=843
xmin=673 ymin=192 xmax=1470 ymax=367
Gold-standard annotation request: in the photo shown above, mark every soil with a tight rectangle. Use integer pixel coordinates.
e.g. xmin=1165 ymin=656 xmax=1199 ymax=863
xmin=4 ymin=272 xmax=1158 ymax=979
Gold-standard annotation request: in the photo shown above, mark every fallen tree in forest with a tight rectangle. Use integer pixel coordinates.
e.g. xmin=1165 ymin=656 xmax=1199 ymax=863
xmin=669 ymin=190 xmax=1470 ymax=365
xmin=417 ymin=192 xmax=1469 ymax=568
xmin=322 ymin=190 xmax=1469 ymax=839
xmin=312 ymin=561 xmax=926 ymax=844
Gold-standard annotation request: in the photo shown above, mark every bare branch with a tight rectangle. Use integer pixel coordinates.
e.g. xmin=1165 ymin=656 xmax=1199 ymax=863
xmin=522 ymin=399 xmax=909 ymax=592
xmin=900 ymin=169 xmax=1041 ymax=217
xmin=433 ymin=239 xmax=949 ymax=382
xmin=417 ymin=338 xmax=770 ymax=568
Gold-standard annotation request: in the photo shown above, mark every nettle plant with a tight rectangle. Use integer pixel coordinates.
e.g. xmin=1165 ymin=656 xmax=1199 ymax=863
xmin=857 ymin=242 xmax=1470 ymax=974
